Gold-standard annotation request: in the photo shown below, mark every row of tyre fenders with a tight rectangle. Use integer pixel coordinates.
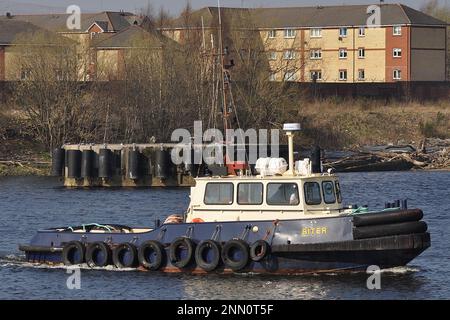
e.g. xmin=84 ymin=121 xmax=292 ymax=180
xmin=62 ymin=238 xmax=269 ymax=272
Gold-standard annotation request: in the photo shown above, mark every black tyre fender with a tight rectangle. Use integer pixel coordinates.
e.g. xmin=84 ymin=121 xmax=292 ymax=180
xmin=353 ymin=209 xmax=424 ymax=227
xmin=194 ymin=240 xmax=221 ymax=272
xmin=221 ymin=239 xmax=250 ymax=272
xmin=169 ymin=237 xmax=195 ymax=269
xmin=85 ymin=242 xmax=112 ymax=267
xmin=138 ymin=240 xmax=165 ymax=271
xmin=62 ymin=241 xmax=85 ymax=265
xmin=354 ymin=221 xmax=428 ymax=240
xmin=249 ymin=240 xmax=270 ymax=262
xmin=112 ymin=243 xmax=138 ymax=268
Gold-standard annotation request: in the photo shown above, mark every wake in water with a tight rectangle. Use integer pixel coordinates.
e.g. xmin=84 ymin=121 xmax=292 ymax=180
xmin=0 ymin=253 xmax=137 ymax=272
xmin=0 ymin=252 xmax=421 ymax=275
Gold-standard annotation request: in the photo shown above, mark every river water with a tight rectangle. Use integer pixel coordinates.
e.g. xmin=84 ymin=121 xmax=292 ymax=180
xmin=0 ymin=171 xmax=449 ymax=300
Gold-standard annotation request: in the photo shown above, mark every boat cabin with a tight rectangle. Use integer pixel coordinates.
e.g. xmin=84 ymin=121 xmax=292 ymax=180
xmin=186 ymin=173 xmax=345 ymax=222
xmin=186 ymin=123 xmax=347 ymax=223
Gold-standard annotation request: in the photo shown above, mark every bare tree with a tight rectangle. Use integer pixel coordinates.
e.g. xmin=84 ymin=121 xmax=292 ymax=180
xmin=10 ymin=31 xmax=91 ymax=150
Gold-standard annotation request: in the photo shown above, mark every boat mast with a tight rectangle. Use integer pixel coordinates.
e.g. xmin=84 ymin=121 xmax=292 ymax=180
xmin=217 ymin=0 xmax=230 ymax=135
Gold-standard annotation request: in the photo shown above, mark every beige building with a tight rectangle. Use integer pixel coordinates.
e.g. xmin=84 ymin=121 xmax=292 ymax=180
xmin=0 ymin=11 xmax=142 ymax=81
xmin=1 ymin=5 xmax=448 ymax=84
xmin=160 ymin=4 xmax=448 ymax=83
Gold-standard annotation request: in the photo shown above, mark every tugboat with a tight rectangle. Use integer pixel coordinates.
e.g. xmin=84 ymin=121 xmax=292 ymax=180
xmin=19 ymin=124 xmax=430 ymax=274
xmin=19 ymin=5 xmax=430 ymax=273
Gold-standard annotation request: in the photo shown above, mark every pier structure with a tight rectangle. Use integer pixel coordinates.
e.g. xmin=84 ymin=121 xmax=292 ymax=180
xmin=51 ymin=143 xmax=290 ymax=188
xmin=52 ymin=143 xmax=196 ymax=188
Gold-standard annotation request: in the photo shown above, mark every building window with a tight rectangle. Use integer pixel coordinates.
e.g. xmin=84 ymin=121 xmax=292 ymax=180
xmin=268 ymin=51 xmax=277 ymax=60
xmin=339 ymin=48 xmax=348 ymax=59
xmin=20 ymin=69 xmax=31 ymax=80
xmin=269 ymin=72 xmax=277 ymax=81
xmin=55 ymin=69 xmax=65 ymax=81
xmin=268 ymin=30 xmax=277 ymax=38
xmin=393 ymin=25 xmax=402 ymax=36
xmin=359 ymin=27 xmax=366 ymax=37
xmin=310 ymin=49 xmax=322 ymax=60
xmin=284 ymin=70 xmax=297 ymax=82
xmin=358 ymin=48 xmax=365 ymax=58
xmin=339 ymin=27 xmax=348 ymax=37
xmin=310 ymin=28 xmax=322 ymax=38
xmin=284 ymin=29 xmax=296 ymax=38
xmin=358 ymin=69 xmax=365 ymax=80
xmin=393 ymin=48 xmax=402 ymax=58
xmin=310 ymin=70 xmax=322 ymax=81
xmin=339 ymin=70 xmax=348 ymax=81
xmin=393 ymin=69 xmax=402 ymax=80
xmin=283 ymin=50 xmax=296 ymax=60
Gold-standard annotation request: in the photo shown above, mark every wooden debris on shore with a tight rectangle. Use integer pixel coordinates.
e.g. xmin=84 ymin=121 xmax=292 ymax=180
xmin=323 ymin=138 xmax=450 ymax=172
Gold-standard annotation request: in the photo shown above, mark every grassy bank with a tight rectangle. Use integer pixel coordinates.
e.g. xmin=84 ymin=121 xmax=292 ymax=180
xmin=297 ymin=98 xmax=450 ymax=150
xmin=0 ymin=109 xmax=51 ymax=176
xmin=1 ymin=98 xmax=449 ymax=176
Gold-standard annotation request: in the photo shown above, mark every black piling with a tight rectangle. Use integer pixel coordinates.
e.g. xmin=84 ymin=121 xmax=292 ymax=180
xmin=81 ymin=150 xmax=95 ymax=178
xmin=67 ymin=150 xmax=82 ymax=178
xmin=98 ymin=148 xmax=112 ymax=178
xmin=155 ymin=149 xmax=171 ymax=180
xmin=127 ymin=149 xmax=141 ymax=180
xmin=51 ymin=148 xmax=65 ymax=177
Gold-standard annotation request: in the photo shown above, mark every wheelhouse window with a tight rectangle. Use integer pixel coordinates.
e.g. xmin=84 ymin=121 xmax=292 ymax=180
xmin=335 ymin=181 xmax=342 ymax=203
xmin=322 ymin=181 xmax=336 ymax=204
xmin=267 ymin=183 xmax=299 ymax=205
xmin=238 ymin=183 xmax=263 ymax=205
xmin=304 ymin=182 xmax=322 ymax=205
xmin=204 ymin=183 xmax=234 ymax=205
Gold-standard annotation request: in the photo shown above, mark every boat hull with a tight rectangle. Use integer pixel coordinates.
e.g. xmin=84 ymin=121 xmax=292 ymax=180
xmin=19 ymin=212 xmax=431 ymax=274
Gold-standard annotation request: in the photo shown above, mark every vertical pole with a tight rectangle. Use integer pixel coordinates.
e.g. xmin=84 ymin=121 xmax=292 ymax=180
xmin=286 ymin=131 xmax=294 ymax=175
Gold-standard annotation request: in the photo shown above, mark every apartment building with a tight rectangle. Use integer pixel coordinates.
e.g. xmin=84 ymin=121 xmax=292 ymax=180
xmin=161 ymin=4 xmax=448 ymax=83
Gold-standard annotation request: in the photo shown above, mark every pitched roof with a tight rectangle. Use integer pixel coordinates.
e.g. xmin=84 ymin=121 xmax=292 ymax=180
xmin=165 ymin=4 xmax=448 ymax=29
xmin=92 ymin=25 xmax=166 ymax=49
xmin=0 ymin=11 xmax=138 ymax=33
xmin=0 ymin=19 xmax=72 ymax=45
xmin=0 ymin=20 xmax=48 ymax=45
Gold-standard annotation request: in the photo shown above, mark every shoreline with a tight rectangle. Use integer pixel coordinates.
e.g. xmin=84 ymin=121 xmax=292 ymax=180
xmin=0 ymin=159 xmax=448 ymax=178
